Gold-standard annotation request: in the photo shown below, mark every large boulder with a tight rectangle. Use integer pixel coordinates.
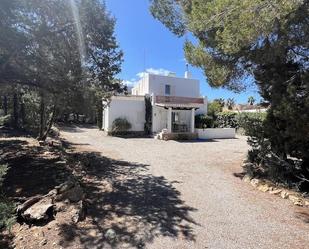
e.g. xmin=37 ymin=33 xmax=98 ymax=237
xmin=55 ymin=181 xmax=84 ymax=203
xmin=21 ymin=198 xmax=54 ymax=222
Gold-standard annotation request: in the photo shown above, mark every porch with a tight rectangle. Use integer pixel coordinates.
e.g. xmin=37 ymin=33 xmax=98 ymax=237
xmin=153 ymin=95 xmax=205 ymax=140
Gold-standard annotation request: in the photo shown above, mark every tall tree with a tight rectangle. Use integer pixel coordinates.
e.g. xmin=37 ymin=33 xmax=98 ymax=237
xmin=226 ymin=98 xmax=235 ymax=110
xmin=150 ymin=0 xmax=309 ymax=178
xmin=248 ymin=96 xmax=255 ymax=105
xmin=150 ymin=0 xmax=306 ymax=90
xmin=0 ymin=0 xmax=124 ymax=138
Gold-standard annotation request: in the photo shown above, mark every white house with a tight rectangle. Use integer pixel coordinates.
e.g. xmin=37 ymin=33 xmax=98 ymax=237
xmin=102 ymin=71 xmax=207 ymax=137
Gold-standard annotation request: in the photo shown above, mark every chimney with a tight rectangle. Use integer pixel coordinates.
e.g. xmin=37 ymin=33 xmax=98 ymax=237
xmin=184 ymin=63 xmax=192 ymax=79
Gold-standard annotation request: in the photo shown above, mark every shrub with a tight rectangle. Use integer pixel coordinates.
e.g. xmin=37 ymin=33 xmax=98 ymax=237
xmin=112 ymin=117 xmax=132 ymax=133
xmin=195 ymin=114 xmax=214 ymax=128
xmin=0 ymin=115 xmax=11 ymax=127
xmin=237 ymin=112 xmax=266 ymax=132
xmin=216 ymin=112 xmax=238 ymax=128
xmin=0 ymin=164 xmax=15 ymax=231
xmin=207 ymin=101 xmax=222 ymax=117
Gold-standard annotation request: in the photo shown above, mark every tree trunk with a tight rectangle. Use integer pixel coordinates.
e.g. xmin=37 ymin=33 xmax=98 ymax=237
xmin=38 ymin=92 xmax=45 ymax=140
xmin=96 ymin=101 xmax=102 ymax=129
xmin=13 ymin=92 xmax=19 ymax=128
xmin=20 ymin=99 xmax=26 ymax=128
xmin=3 ymin=95 xmax=8 ymax=115
xmin=41 ymin=105 xmax=56 ymax=141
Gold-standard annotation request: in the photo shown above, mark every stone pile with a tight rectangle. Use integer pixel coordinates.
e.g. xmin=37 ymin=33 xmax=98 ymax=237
xmin=17 ymin=178 xmax=86 ymax=224
xmin=242 ymin=160 xmax=309 ymax=207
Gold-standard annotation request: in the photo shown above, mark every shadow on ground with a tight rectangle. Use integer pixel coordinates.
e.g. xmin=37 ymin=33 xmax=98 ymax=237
xmin=0 ymin=139 xmax=72 ymax=198
xmin=58 ymin=141 xmax=198 ymax=248
xmin=0 ymin=130 xmax=198 ymax=248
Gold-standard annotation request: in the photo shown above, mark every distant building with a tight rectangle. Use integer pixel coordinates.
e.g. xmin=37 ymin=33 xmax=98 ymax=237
xmin=233 ymin=103 xmax=270 ymax=113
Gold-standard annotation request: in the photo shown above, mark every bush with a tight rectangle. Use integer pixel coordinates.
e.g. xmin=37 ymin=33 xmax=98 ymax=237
xmin=216 ymin=112 xmax=238 ymax=128
xmin=207 ymin=101 xmax=222 ymax=117
xmin=0 ymin=164 xmax=15 ymax=231
xmin=0 ymin=115 xmax=11 ymax=127
xmin=195 ymin=114 xmax=214 ymax=128
xmin=237 ymin=112 xmax=267 ymax=133
xmin=111 ymin=117 xmax=132 ymax=133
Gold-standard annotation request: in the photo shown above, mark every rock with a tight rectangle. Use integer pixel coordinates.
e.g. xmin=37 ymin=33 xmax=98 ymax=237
xmin=48 ymin=189 xmax=58 ymax=197
xmin=293 ymin=200 xmax=303 ymax=206
xmin=54 ymin=202 xmax=67 ymax=212
xmin=56 ymin=184 xmax=84 ymax=203
xmin=243 ymin=162 xmax=254 ymax=168
xmin=57 ymin=180 xmax=75 ymax=194
xmin=67 ymin=184 xmax=84 ymax=202
xmin=39 ymin=239 xmax=47 ymax=246
xmin=71 ymin=200 xmax=86 ymax=223
xmin=250 ymin=178 xmax=260 ymax=188
xmin=304 ymin=200 xmax=309 ymax=207
xmin=88 ymin=229 xmax=97 ymax=237
xmin=289 ymin=195 xmax=301 ymax=203
xmin=257 ymin=184 xmax=270 ymax=192
xmin=242 ymin=174 xmax=251 ymax=183
xmin=269 ymin=189 xmax=282 ymax=195
xmin=105 ymin=229 xmax=116 ymax=241
xmin=280 ymin=191 xmax=289 ymax=199
xmin=55 ymin=180 xmax=84 ymax=203
xmin=17 ymin=196 xmax=43 ymax=215
xmin=22 ymin=198 xmax=54 ymax=221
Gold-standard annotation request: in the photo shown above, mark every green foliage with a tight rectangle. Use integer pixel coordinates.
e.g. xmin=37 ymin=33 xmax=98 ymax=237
xmin=0 ymin=164 xmax=16 ymax=231
xmin=238 ymin=113 xmax=267 ymax=136
xmin=216 ymin=112 xmax=238 ymax=128
xmin=195 ymin=114 xmax=213 ymax=128
xmin=150 ymin=0 xmax=309 ymax=187
xmin=256 ymin=61 xmax=309 ymax=172
xmin=248 ymin=96 xmax=256 ymax=105
xmin=0 ymin=164 xmax=8 ymax=185
xmin=0 ymin=115 xmax=11 ymax=126
xmin=150 ymin=0 xmax=305 ymax=91
xmin=207 ymin=101 xmax=222 ymax=117
xmin=112 ymin=118 xmax=132 ymax=133
xmin=226 ymin=98 xmax=235 ymax=110
xmin=0 ymin=0 xmax=124 ymax=138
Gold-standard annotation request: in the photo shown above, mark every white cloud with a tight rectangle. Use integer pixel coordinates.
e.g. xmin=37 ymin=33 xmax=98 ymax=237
xmin=122 ymin=78 xmax=137 ymax=87
xmin=123 ymin=68 xmax=172 ymax=87
xmin=145 ymin=68 xmax=171 ymax=76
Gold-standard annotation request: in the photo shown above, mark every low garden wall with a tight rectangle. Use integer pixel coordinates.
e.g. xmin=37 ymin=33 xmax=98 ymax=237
xmin=196 ymin=128 xmax=236 ymax=139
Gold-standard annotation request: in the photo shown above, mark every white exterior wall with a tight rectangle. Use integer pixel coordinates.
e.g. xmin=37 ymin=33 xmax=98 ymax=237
xmin=148 ymin=74 xmax=200 ymax=97
xmin=132 ymin=73 xmax=200 ymax=98
xmin=103 ymin=96 xmax=145 ymax=132
xmin=196 ymin=128 xmax=236 ymax=139
xmin=152 ymin=106 xmax=167 ymax=132
xmin=131 ymin=74 xmax=150 ymax=96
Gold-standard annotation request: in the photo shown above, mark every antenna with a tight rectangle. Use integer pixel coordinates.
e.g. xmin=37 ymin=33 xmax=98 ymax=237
xmin=143 ymin=49 xmax=146 ymax=76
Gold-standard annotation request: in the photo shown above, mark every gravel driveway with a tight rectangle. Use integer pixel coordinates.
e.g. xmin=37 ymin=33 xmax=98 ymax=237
xmin=61 ymin=126 xmax=309 ymax=249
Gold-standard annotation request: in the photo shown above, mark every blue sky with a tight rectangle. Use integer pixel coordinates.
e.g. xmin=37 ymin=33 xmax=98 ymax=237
xmin=105 ymin=0 xmax=260 ymax=103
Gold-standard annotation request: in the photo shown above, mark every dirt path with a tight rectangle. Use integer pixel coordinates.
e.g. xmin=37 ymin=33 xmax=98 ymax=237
xmin=60 ymin=126 xmax=309 ymax=249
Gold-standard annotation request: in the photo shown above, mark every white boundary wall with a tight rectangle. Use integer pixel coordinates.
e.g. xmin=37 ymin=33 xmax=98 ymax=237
xmin=103 ymin=96 xmax=145 ymax=132
xmin=196 ymin=128 xmax=235 ymax=139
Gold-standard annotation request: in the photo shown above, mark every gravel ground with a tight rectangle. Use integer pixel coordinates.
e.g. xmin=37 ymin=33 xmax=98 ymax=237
xmin=61 ymin=126 xmax=309 ymax=249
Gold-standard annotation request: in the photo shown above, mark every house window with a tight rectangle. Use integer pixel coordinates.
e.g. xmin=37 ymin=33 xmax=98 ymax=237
xmin=165 ymin=84 xmax=171 ymax=95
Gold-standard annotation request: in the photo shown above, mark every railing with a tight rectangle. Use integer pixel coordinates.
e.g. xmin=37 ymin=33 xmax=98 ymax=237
xmin=155 ymin=96 xmax=204 ymax=104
